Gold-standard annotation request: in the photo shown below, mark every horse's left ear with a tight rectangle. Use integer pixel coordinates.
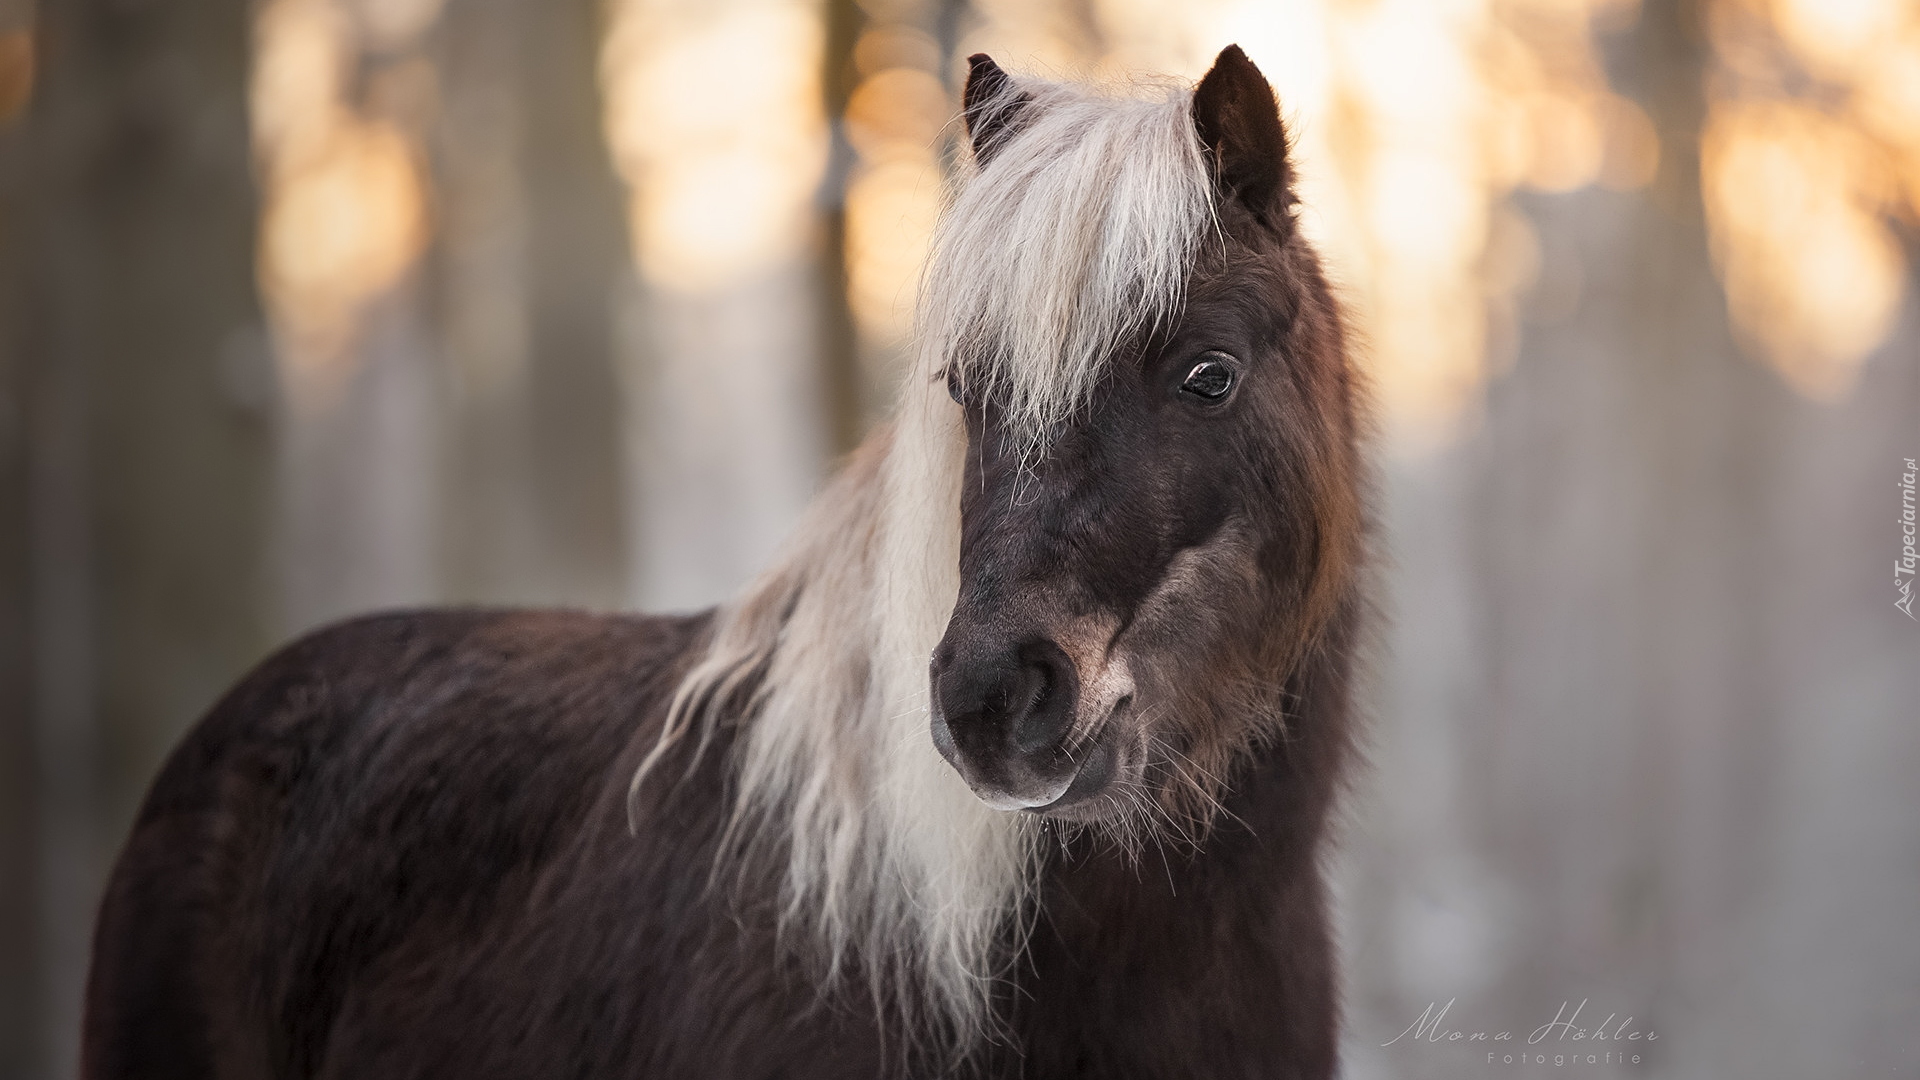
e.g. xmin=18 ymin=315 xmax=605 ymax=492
xmin=964 ymin=53 xmax=1036 ymax=166
xmin=1192 ymin=45 xmax=1293 ymax=231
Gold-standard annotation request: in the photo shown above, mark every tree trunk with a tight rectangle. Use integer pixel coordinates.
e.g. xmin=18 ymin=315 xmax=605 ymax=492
xmin=2 ymin=0 xmax=271 ymax=1074
xmin=434 ymin=0 xmax=630 ymax=610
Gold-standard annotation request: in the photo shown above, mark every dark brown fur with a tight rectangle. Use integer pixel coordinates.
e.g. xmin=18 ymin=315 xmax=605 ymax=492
xmin=83 ymin=46 xmax=1367 ymax=1079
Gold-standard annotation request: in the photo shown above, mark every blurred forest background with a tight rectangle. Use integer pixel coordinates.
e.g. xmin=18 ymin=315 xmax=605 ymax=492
xmin=1 ymin=0 xmax=1916 ymax=1075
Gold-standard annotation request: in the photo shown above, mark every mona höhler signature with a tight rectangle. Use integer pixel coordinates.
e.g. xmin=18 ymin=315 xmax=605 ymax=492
xmin=1383 ymin=998 xmax=1657 ymax=1066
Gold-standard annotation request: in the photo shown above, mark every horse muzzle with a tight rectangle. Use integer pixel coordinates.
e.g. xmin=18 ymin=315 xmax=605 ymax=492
xmin=928 ymin=629 xmax=1134 ymax=817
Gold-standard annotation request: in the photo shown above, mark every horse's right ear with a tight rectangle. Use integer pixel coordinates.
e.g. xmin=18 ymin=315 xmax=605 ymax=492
xmin=963 ymin=54 xmax=1034 ymax=166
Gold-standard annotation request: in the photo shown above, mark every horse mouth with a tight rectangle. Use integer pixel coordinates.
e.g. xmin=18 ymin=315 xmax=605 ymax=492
xmin=1021 ymin=721 xmax=1128 ymax=820
xmin=936 ymin=699 xmax=1137 ymax=821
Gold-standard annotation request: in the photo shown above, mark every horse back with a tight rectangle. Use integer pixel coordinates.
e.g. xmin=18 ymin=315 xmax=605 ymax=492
xmin=80 ymin=608 xmax=712 ymax=1080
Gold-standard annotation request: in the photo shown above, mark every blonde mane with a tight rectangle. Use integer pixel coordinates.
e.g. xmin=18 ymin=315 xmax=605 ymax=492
xmin=630 ymin=71 xmax=1216 ymax=1049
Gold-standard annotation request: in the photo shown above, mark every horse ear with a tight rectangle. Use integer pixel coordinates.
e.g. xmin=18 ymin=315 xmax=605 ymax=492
xmin=1192 ymin=45 xmax=1293 ymax=230
xmin=964 ymin=53 xmax=1035 ymax=166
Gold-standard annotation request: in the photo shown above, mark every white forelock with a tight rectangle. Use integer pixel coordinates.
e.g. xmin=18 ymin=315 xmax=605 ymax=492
xmin=925 ymin=74 xmax=1215 ymax=460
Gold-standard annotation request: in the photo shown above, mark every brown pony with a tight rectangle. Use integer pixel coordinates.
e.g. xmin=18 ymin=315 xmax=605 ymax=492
xmin=83 ymin=45 xmax=1368 ymax=1079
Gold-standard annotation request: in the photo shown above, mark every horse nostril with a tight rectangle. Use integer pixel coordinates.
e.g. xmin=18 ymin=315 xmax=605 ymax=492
xmin=934 ymin=637 xmax=1080 ymax=763
xmin=929 ymin=708 xmax=958 ymax=764
xmin=1006 ymin=648 xmax=1071 ymax=755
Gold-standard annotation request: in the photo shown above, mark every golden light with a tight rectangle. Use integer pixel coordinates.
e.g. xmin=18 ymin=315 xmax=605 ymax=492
xmin=943 ymin=0 xmax=1657 ymax=447
xmin=1769 ymin=0 xmax=1904 ymax=79
xmin=259 ymin=122 xmax=429 ymax=350
xmin=1522 ymin=94 xmax=1605 ymax=192
xmin=0 ymin=28 xmax=35 ymax=127
xmin=1596 ymin=95 xmax=1661 ymax=190
xmin=845 ymin=66 xmax=949 ymax=158
xmin=1703 ymin=101 xmax=1904 ymax=397
xmin=846 ymin=154 xmax=943 ymax=346
xmin=1319 ymin=0 xmax=1648 ymax=441
xmin=251 ymin=0 xmax=349 ymax=170
xmin=348 ymin=0 xmax=448 ymax=54
xmin=250 ymin=0 xmax=437 ymax=407
xmin=1705 ymin=0 xmax=1918 ymax=399
xmin=1851 ymin=30 xmax=1920 ymax=218
xmin=600 ymin=0 xmax=827 ymax=293
xmin=831 ymin=4 xmax=959 ymax=386
xmin=843 ymin=60 xmax=949 ymax=351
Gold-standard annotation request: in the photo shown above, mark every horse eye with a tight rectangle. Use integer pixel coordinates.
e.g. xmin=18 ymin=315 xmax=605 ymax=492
xmin=945 ymin=368 xmax=964 ymax=404
xmin=1179 ymin=354 xmax=1237 ymax=401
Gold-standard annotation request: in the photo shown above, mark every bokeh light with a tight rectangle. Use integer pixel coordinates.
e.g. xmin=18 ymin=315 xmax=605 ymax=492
xmin=941 ymin=0 xmax=1659 ymax=446
xmin=0 ymin=28 xmax=34 ymax=127
xmin=250 ymin=0 xmax=436 ymax=408
xmin=843 ymin=49 xmax=949 ymax=354
xmin=1704 ymin=0 xmax=1919 ymax=399
xmin=600 ymin=0 xmax=828 ymax=293
xmin=246 ymin=0 xmax=1916 ymax=426
xmin=814 ymin=0 xmax=957 ymax=398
